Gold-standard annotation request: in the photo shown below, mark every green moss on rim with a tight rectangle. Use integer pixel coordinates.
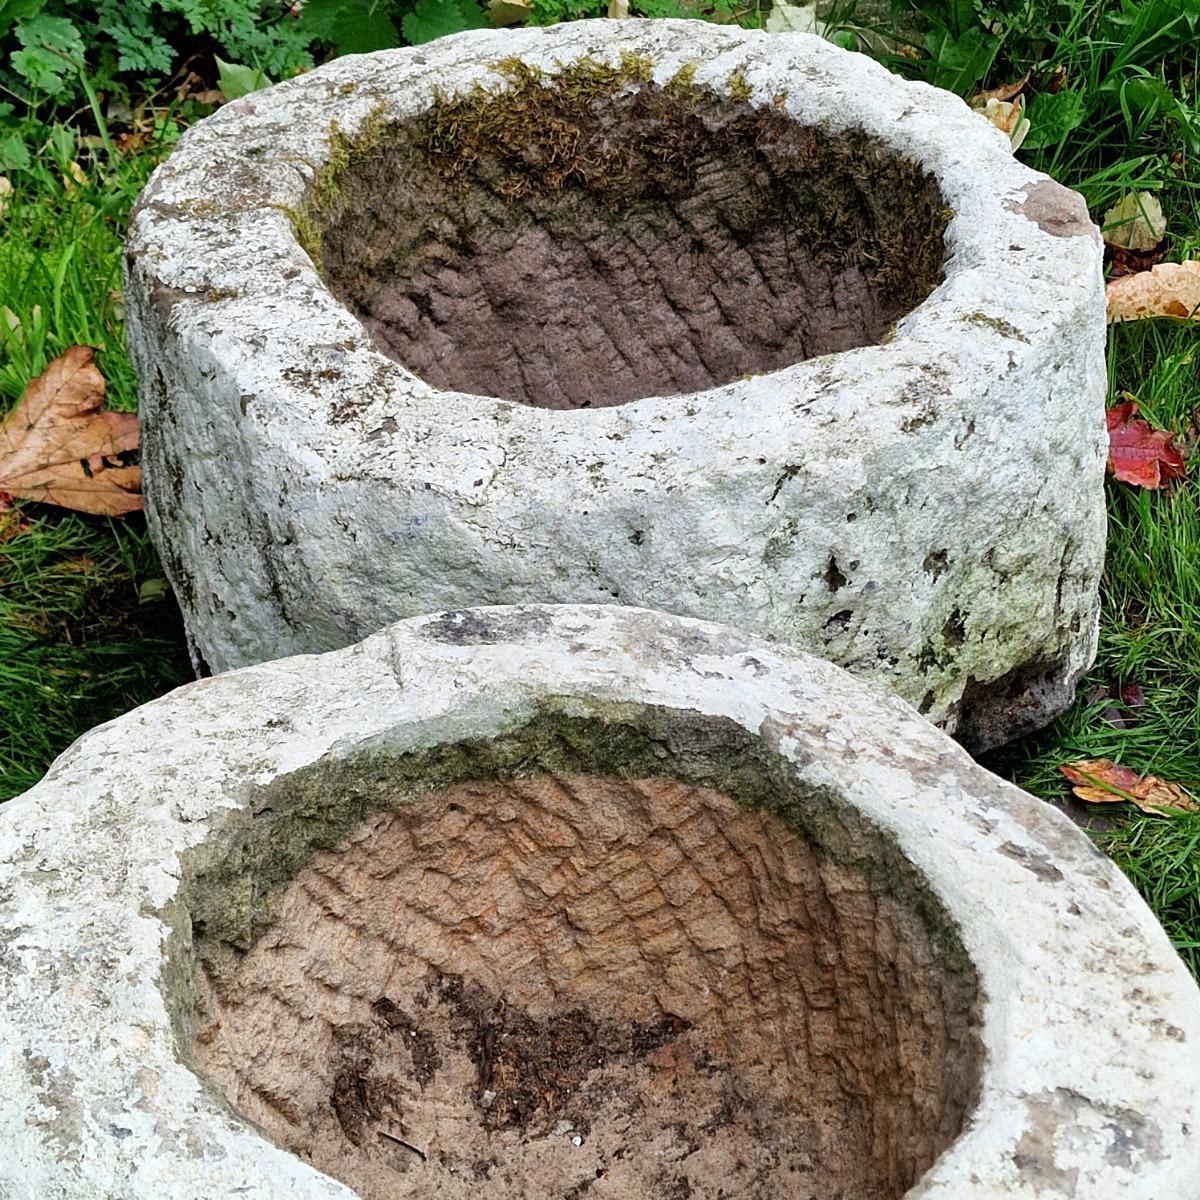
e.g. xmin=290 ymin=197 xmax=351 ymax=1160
xmin=292 ymin=53 xmax=950 ymax=306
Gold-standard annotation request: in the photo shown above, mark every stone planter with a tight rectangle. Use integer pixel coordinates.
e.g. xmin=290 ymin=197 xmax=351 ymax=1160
xmin=124 ymin=21 xmax=1107 ymax=749
xmin=1 ymin=606 xmax=1195 ymax=1200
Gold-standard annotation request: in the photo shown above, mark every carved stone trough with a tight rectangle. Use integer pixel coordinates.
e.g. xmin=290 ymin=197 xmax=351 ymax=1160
xmin=124 ymin=21 xmax=1107 ymax=748
xmin=1 ymin=606 xmax=1196 ymax=1199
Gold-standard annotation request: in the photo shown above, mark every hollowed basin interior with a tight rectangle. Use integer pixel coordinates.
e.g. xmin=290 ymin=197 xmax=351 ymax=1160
xmin=306 ymin=65 xmax=950 ymax=409
xmin=181 ymin=710 xmax=980 ymax=1199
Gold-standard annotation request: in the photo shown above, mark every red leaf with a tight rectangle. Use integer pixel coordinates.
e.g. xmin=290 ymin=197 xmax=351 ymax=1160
xmin=1106 ymin=399 xmax=1186 ymax=489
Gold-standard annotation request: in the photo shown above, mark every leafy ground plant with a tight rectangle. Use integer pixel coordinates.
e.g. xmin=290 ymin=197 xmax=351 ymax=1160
xmin=0 ymin=0 xmax=1199 ymax=979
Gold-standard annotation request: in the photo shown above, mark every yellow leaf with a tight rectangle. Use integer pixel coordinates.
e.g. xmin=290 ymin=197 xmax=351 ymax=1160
xmin=61 ymin=161 xmax=87 ymax=193
xmin=1102 ymin=191 xmax=1166 ymax=252
xmin=975 ymin=97 xmax=1030 ymax=152
xmin=488 ymin=0 xmax=531 ymax=25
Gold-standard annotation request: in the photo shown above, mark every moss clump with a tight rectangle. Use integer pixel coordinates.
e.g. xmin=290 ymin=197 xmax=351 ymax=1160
xmin=284 ymin=104 xmax=389 ymax=261
xmin=663 ymin=60 xmax=699 ymax=97
xmin=726 ymin=68 xmax=753 ymax=102
xmin=289 ymin=52 xmax=950 ymax=407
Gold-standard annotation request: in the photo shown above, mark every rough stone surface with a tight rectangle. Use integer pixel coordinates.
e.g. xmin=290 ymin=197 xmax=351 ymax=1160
xmin=192 ymin=774 xmax=978 ymax=1200
xmin=1 ymin=605 xmax=1197 ymax=1199
xmin=124 ymin=20 xmax=1108 ymax=749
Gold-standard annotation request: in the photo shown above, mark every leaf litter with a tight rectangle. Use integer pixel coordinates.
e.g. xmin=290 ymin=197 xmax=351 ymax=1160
xmin=1106 ymin=398 xmax=1186 ymax=489
xmin=0 ymin=345 xmax=142 ymax=519
xmin=1060 ymin=759 xmax=1198 ymax=816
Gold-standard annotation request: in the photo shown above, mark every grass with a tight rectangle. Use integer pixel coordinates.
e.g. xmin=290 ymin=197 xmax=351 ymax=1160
xmin=939 ymin=1 xmax=1200 ymax=976
xmin=1 ymin=1 xmax=1199 ymax=972
xmin=0 ymin=114 xmax=191 ymax=797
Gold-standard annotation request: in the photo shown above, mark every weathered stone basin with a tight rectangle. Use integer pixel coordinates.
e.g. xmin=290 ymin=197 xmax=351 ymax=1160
xmin=0 ymin=606 xmax=1195 ymax=1199
xmin=124 ymin=21 xmax=1108 ymax=748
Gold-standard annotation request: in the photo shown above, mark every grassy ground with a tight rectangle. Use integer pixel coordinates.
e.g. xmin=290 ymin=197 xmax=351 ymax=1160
xmin=0 ymin=118 xmax=192 ymax=797
xmin=1 ymin=1 xmax=1198 ymax=971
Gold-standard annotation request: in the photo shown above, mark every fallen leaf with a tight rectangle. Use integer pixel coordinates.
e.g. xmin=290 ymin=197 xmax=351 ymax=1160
xmin=215 ymin=57 xmax=273 ymax=103
xmin=1107 ymin=259 xmax=1200 ymax=322
xmin=0 ymin=176 xmax=10 ymax=218
xmin=1082 ymin=682 xmax=1141 ymax=729
xmin=974 ymin=97 xmax=1030 ymax=152
xmin=52 ymin=555 xmax=98 ymax=574
xmin=1 ymin=306 xmax=21 ymax=345
xmin=0 ymin=345 xmax=142 ymax=516
xmin=138 ymin=576 xmax=169 ymax=604
xmin=1119 ymin=684 xmax=1146 ymax=709
xmin=1106 ymin=239 xmax=1167 ymax=280
xmin=114 ymin=130 xmax=150 ymax=156
xmin=971 ymin=69 xmax=1032 ymax=107
xmin=1105 ymin=398 xmax=1185 ymax=489
xmin=488 ymin=0 xmax=531 ymax=24
xmin=1 ymin=305 xmax=41 ymax=351
xmin=1060 ymin=759 xmax=1198 ymax=815
xmin=1043 ymin=64 xmax=1068 ymax=93
xmin=1102 ymin=191 xmax=1166 ymax=252
xmin=61 ymin=160 xmax=87 ymax=193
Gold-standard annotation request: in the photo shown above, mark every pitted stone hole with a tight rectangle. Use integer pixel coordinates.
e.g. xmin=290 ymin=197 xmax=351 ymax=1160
xmin=190 ymin=773 xmax=979 ymax=1200
xmin=306 ymin=66 xmax=949 ymax=409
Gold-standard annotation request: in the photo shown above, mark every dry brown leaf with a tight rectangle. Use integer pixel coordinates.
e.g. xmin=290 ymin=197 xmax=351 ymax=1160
xmin=1106 ymin=239 xmax=1167 ymax=280
xmin=115 ymin=130 xmax=150 ymax=156
xmin=1043 ymin=64 xmax=1068 ymax=93
xmin=0 ymin=345 xmax=142 ymax=516
xmin=971 ymin=69 xmax=1032 ymax=107
xmin=1107 ymin=260 xmax=1200 ymax=323
xmin=1102 ymin=191 xmax=1166 ymax=252
xmin=1060 ymin=759 xmax=1199 ymax=815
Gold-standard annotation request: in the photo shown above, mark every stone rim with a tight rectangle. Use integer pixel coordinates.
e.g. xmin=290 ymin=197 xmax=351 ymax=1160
xmin=127 ymin=23 xmax=1095 ymax=429
xmin=0 ymin=604 xmax=1196 ymax=1198
xmin=124 ymin=19 xmax=1107 ymax=739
